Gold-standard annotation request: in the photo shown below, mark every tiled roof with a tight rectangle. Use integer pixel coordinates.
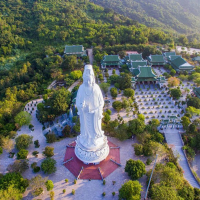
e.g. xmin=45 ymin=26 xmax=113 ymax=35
xmin=129 ymin=54 xmax=143 ymax=61
xmin=171 ymin=57 xmax=194 ymax=70
xmin=150 ymin=55 xmax=164 ymax=63
xmin=168 ymin=55 xmax=181 ymax=61
xmin=131 ymin=68 xmax=140 ymax=76
xmin=131 ymin=77 xmax=136 ymax=82
xmin=171 ymin=57 xmax=187 ymax=69
xmin=164 ymin=52 xmax=176 ymax=57
xmin=179 ymin=63 xmax=194 ymax=69
xmin=137 ymin=66 xmax=156 ymax=78
xmin=103 ymin=55 xmax=120 ymax=62
xmin=157 ymin=76 xmax=166 ymax=82
xmin=194 ymin=87 xmax=200 ymax=98
xmin=129 ymin=61 xmax=147 ymax=68
xmin=65 ymin=45 xmax=83 ymax=53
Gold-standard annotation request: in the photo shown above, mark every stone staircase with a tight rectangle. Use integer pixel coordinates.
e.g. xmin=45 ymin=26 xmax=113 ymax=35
xmin=164 ymin=128 xmax=200 ymax=188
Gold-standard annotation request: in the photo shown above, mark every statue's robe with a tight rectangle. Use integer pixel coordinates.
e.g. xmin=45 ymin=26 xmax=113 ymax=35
xmin=76 ymin=83 xmax=104 ymax=149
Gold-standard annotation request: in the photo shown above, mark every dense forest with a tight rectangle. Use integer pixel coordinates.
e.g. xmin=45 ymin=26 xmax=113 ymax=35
xmin=0 ymin=0 xmax=174 ymax=68
xmin=90 ymin=0 xmax=200 ymax=43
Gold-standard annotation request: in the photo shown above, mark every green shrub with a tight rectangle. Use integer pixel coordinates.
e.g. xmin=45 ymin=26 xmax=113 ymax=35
xmin=45 ymin=180 xmax=54 ymax=191
xmin=34 ymin=140 xmax=40 ymax=148
xmin=33 ymin=187 xmax=43 ymax=196
xmin=0 ymin=147 xmax=3 ymax=155
xmin=29 ymin=124 xmax=34 ymax=129
xmin=50 ymin=191 xmax=54 ymax=200
xmin=65 ymin=179 xmax=68 ymax=183
xmin=15 ymin=134 xmax=33 ymax=150
xmin=112 ymin=192 xmax=115 ymax=196
xmin=103 ymin=180 xmax=106 ymax=185
xmin=63 ymin=189 xmax=66 ymax=193
xmin=146 ymin=158 xmax=152 ymax=165
xmin=32 ymin=151 xmax=39 ymax=156
xmin=106 ymin=109 xmax=112 ymax=115
xmin=43 ymin=146 xmax=54 ymax=157
xmin=41 ymin=158 xmax=57 ymax=174
xmin=72 ymin=189 xmax=75 ymax=195
xmin=33 ymin=166 xmax=40 ymax=173
xmin=134 ymin=144 xmax=143 ymax=156
xmin=31 ymin=162 xmax=37 ymax=169
xmin=17 ymin=149 xmax=29 ymax=159
xmin=45 ymin=133 xmax=57 ymax=143
xmin=125 ymin=159 xmax=146 ymax=180
xmin=74 ymin=179 xmax=77 ymax=184
xmin=102 ymin=192 xmax=106 ymax=196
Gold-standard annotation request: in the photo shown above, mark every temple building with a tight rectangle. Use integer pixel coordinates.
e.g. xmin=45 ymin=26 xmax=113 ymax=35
xmin=64 ymin=45 xmax=87 ymax=57
xmin=130 ymin=66 xmax=166 ymax=88
xmin=170 ymin=57 xmax=194 ymax=73
xmin=125 ymin=53 xmax=147 ymax=75
xmin=125 ymin=53 xmax=143 ymax=62
xmin=163 ymin=52 xmax=176 ymax=59
xmin=163 ymin=52 xmax=178 ymax=63
xmin=167 ymin=55 xmax=182 ymax=63
xmin=147 ymin=55 xmax=165 ymax=66
xmin=128 ymin=61 xmax=147 ymax=75
xmin=101 ymin=55 xmax=122 ymax=68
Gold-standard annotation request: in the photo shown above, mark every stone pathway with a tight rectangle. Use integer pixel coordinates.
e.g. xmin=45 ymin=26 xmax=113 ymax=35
xmin=68 ymin=79 xmax=80 ymax=92
xmin=87 ymin=48 xmax=94 ymax=64
xmin=164 ymin=128 xmax=200 ymax=188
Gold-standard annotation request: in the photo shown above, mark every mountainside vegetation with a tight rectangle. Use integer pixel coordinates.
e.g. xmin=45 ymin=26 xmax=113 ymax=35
xmin=0 ymin=0 xmax=174 ymax=70
xmin=0 ymin=0 xmax=174 ymax=140
xmin=90 ymin=0 xmax=200 ymax=43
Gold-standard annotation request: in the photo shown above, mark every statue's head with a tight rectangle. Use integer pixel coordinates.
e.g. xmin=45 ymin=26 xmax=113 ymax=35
xmin=83 ymin=65 xmax=95 ymax=87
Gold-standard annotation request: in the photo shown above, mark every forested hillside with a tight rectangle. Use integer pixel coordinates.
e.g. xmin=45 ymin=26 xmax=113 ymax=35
xmin=90 ymin=0 xmax=200 ymax=38
xmin=0 ymin=0 xmax=173 ymax=68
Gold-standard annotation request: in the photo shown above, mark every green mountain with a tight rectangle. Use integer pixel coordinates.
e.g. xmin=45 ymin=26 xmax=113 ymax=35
xmin=0 ymin=0 xmax=174 ymax=69
xmin=90 ymin=0 xmax=200 ymax=36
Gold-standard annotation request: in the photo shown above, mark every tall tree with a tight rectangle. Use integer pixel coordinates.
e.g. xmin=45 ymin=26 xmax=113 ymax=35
xmin=119 ymin=180 xmax=142 ymax=200
xmin=125 ymin=159 xmax=146 ymax=180
xmin=14 ymin=111 xmax=32 ymax=127
xmin=48 ymin=87 xmax=71 ymax=115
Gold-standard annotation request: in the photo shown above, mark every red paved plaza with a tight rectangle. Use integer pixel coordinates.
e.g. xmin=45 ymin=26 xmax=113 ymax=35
xmin=63 ymin=141 xmax=120 ymax=180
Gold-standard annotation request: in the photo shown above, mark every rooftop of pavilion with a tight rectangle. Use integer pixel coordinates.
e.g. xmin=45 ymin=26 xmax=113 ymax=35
xmin=163 ymin=52 xmax=176 ymax=57
xmin=64 ymin=45 xmax=84 ymax=54
xmin=128 ymin=61 xmax=147 ymax=76
xmin=147 ymin=55 xmax=164 ymax=63
xmin=128 ymin=53 xmax=143 ymax=62
xmin=157 ymin=76 xmax=166 ymax=83
xmin=101 ymin=55 xmax=122 ymax=66
xmin=170 ymin=57 xmax=194 ymax=71
xmin=168 ymin=55 xmax=182 ymax=61
xmin=135 ymin=66 xmax=157 ymax=82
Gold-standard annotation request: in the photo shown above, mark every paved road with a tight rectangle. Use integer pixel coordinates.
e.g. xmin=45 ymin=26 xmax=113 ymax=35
xmin=67 ymin=79 xmax=80 ymax=92
xmin=164 ymin=128 xmax=200 ymax=188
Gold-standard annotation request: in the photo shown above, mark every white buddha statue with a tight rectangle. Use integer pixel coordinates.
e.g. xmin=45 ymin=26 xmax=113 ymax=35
xmin=75 ymin=65 xmax=109 ymax=164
